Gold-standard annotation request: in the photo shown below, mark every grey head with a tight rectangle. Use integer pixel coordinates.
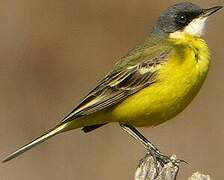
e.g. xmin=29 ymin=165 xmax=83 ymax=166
xmin=152 ymin=2 xmax=223 ymax=36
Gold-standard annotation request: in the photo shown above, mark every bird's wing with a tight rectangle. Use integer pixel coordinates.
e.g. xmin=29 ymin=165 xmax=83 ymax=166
xmin=63 ymin=48 xmax=171 ymax=122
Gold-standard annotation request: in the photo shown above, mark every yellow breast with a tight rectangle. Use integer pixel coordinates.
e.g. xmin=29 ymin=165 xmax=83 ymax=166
xmin=112 ymin=34 xmax=210 ymax=127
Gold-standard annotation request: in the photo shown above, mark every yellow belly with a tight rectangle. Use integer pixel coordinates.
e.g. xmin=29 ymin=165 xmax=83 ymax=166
xmin=63 ymin=35 xmax=210 ymax=131
xmin=111 ymin=36 xmax=210 ymax=127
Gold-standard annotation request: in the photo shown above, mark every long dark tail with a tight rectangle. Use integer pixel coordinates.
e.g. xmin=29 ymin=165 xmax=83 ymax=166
xmin=2 ymin=123 xmax=67 ymax=163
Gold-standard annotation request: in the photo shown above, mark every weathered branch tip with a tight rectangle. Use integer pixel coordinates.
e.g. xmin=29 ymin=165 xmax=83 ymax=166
xmin=134 ymin=153 xmax=211 ymax=180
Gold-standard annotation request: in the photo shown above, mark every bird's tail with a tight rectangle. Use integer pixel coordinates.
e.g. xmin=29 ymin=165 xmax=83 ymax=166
xmin=2 ymin=123 xmax=67 ymax=163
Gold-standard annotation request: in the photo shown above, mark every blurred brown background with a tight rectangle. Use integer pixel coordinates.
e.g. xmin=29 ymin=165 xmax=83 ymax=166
xmin=0 ymin=0 xmax=223 ymax=179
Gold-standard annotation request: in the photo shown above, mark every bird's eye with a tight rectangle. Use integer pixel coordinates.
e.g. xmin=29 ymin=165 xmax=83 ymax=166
xmin=177 ymin=14 xmax=188 ymax=25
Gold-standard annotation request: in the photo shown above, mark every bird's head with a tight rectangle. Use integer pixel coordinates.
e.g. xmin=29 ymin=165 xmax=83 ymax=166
xmin=152 ymin=2 xmax=222 ymax=38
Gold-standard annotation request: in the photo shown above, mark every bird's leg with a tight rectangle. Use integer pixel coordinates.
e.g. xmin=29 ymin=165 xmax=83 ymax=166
xmin=120 ymin=123 xmax=178 ymax=166
xmin=120 ymin=123 xmax=160 ymax=152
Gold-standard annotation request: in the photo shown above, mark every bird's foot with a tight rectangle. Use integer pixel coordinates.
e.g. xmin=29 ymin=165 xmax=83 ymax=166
xmin=147 ymin=148 xmax=186 ymax=168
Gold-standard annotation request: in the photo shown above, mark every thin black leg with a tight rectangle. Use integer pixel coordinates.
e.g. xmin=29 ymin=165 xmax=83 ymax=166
xmin=120 ymin=123 xmax=180 ymax=166
xmin=119 ymin=123 xmax=160 ymax=153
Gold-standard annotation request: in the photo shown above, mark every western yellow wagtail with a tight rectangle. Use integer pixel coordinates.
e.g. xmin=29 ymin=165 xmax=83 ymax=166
xmin=2 ymin=2 xmax=223 ymax=164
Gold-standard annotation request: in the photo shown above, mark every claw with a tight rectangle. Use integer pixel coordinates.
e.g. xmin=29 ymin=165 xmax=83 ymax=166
xmin=148 ymin=150 xmax=186 ymax=167
xmin=179 ymin=158 xmax=188 ymax=165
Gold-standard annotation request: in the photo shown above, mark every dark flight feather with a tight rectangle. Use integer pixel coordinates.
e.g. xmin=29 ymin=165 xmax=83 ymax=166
xmin=82 ymin=124 xmax=107 ymax=133
xmin=62 ymin=47 xmax=171 ymax=123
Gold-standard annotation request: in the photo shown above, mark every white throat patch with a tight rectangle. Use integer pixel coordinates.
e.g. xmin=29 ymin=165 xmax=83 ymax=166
xmin=184 ymin=17 xmax=207 ymax=36
xmin=169 ymin=17 xmax=208 ymax=38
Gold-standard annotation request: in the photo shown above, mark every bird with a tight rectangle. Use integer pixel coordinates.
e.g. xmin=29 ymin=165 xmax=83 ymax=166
xmin=2 ymin=2 xmax=223 ymax=164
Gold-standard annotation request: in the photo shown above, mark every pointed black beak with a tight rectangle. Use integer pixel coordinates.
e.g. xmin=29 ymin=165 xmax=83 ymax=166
xmin=201 ymin=6 xmax=223 ymax=17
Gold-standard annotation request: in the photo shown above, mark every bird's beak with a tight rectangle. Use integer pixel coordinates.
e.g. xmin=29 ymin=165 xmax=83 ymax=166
xmin=201 ymin=6 xmax=223 ymax=17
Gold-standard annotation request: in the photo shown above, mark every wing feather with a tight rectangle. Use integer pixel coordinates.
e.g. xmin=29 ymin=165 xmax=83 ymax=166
xmin=63 ymin=49 xmax=170 ymax=122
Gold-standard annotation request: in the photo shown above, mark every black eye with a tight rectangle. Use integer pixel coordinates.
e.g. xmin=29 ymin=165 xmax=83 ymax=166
xmin=177 ymin=14 xmax=188 ymax=25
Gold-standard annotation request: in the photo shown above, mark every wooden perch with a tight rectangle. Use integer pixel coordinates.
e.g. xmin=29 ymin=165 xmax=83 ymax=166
xmin=134 ymin=153 xmax=211 ymax=180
